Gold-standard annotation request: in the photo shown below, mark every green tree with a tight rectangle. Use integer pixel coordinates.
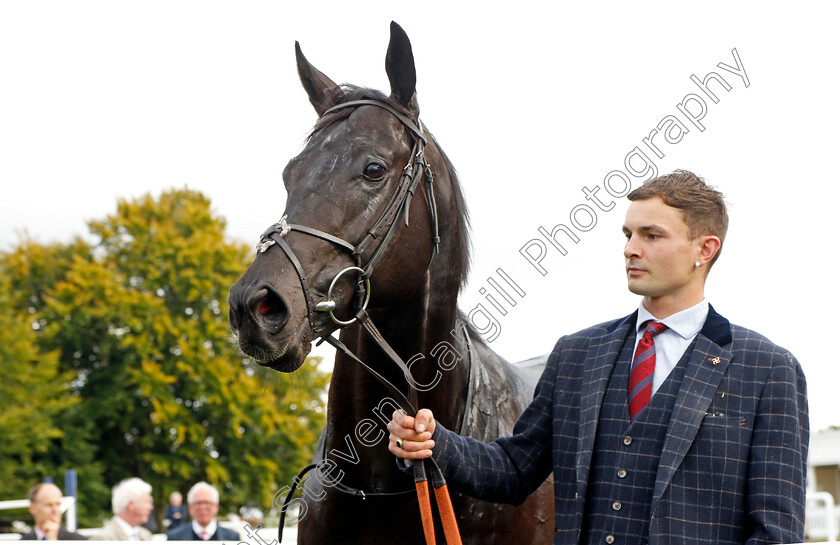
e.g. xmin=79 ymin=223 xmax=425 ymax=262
xmin=1 ymin=241 xmax=108 ymax=528
xmin=0 ymin=274 xmax=76 ymax=495
xmin=2 ymin=189 xmax=329 ymax=524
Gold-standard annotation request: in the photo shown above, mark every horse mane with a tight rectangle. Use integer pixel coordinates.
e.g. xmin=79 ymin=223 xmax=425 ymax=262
xmin=308 ymin=85 xmax=472 ymax=295
xmin=429 ymin=136 xmax=471 ymax=294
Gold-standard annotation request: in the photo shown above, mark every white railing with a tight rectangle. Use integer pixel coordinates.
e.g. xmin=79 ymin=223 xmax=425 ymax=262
xmin=0 ymin=496 xmax=77 ymax=531
xmin=807 ymin=491 xmax=840 ymax=541
xmin=0 ymin=533 xmax=827 ymax=544
xmin=0 ymin=492 xmax=830 ymax=544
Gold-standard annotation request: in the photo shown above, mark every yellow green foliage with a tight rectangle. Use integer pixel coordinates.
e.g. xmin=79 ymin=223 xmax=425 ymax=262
xmin=1 ymin=188 xmax=329 ymax=523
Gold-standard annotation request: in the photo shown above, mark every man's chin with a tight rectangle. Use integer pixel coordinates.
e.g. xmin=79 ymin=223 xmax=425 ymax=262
xmin=626 ymin=280 xmax=647 ymax=296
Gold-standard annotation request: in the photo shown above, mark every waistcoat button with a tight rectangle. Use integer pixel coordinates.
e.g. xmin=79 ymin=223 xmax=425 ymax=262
xmin=605 ymin=535 xmax=615 ymax=544
xmin=623 ymin=436 xmax=632 ymax=446
xmin=617 ymin=469 xmax=627 ymax=478
xmin=612 ymin=501 xmax=622 ymax=511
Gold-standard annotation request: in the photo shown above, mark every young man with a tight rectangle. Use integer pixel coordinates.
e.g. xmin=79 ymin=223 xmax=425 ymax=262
xmin=165 ymin=482 xmax=239 ymax=541
xmin=389 ymin=170 xmax=809 ymax=545
xmin=20 ymin=483 xmax=86 ymax=540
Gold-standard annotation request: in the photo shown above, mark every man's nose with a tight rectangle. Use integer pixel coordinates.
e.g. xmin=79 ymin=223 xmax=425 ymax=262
xmin=624 ymin=236 xmax=641 ymax=258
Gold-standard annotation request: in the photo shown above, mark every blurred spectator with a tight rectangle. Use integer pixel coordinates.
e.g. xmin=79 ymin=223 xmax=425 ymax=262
xmin=165 ymin=483 xmax=238 ymax=541
xmin=20 ymin=483 xmax=86 ymax=540
xmin=92 ymin=478 xmax=153 ymax=541
xmin=164 ymin=492 xmax=188 ymax=530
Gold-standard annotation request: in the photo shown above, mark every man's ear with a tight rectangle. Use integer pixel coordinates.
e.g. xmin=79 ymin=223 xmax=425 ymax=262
xmin=696 ymin=235 xmax=722 ymax=267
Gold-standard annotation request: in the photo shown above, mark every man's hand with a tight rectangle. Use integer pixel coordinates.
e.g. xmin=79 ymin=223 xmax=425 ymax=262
xmin=388 ymin=408 xmax=436 ymax=459
xmin=42 ymin=518 xmax=60 ymax=540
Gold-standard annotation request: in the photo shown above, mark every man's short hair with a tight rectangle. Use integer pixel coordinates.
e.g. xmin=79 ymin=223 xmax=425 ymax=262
xmin=111 ymin=478 xmax=152 ymax=515
xmin=28 ymin=483 xmax=60 ymax=503
xmin=628 ymin=169 xmax=729 ymax=266
xmin=186 ymin=482 xmax=219 ymax=505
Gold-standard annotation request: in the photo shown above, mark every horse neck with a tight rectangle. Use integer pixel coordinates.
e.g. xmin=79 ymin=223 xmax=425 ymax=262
xmin=321 ymin=138 xmax=470 ymax=487
xmin=329 ymin=272 xmax=469 ymax=426
xmin=328 ymin=141 xmax=469 ymax=432
xmin=323 ymin=264 xmax=469 ymax=488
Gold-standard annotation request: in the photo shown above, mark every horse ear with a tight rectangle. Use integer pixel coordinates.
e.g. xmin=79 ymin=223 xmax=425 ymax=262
xmin=385 ymin=22 xmax=419 ymax=115
xmin=296 ymin=41 xmax=345 ymax=116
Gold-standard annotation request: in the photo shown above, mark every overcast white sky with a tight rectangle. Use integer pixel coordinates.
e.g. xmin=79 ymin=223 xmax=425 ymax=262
xmin=2 ymin=2 xmax=839 ymax=433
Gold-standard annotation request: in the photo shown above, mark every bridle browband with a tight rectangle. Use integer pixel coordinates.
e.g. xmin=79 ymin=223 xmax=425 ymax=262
xmin=259 ymin=99 xmax=463 ymax=544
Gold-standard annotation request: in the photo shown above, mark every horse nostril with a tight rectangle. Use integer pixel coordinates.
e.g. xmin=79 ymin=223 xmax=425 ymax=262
xmin=248 ymin=285 xmax=291 ymax=331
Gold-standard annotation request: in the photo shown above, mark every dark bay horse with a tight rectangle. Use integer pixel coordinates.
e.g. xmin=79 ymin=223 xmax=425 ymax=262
xmin=228 ymin=22 xmax=553 ymax=544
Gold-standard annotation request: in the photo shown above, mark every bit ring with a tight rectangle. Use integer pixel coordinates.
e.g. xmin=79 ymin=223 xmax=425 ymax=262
xmin=320 ymin=266 xmax=371 ymax=326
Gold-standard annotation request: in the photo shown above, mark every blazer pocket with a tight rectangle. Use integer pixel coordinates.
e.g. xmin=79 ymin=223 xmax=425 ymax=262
xmin=700 ymin=413 xmax=753 ymax=429
xmin=686 ymin=413 xmax=753 ymax=477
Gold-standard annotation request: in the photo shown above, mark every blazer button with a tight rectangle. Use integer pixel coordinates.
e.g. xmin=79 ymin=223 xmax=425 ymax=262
xmin=623 ymin=436 xmax=632 ymax=446
xmin=605 ymin=535 xmax=615 ymax=544
xmin=612 ymin=501 xmax=622 ymax=511
xmin=617 ymin=469 xmax=627 ymax=478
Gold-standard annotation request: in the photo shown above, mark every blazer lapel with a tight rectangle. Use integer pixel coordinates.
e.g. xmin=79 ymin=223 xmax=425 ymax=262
xmin=576 ymin=313 xmax=636 ymax=499
xmin=651 ymin=306 xmax=733 ymax=509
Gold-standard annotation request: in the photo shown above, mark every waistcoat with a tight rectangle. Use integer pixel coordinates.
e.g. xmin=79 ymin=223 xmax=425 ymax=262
xmin=582 ymin=331 xmax=693 ymax=545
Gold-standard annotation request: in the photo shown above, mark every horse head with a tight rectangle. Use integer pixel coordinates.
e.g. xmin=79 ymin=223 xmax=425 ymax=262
xmin=229 ymin=22 xmax=468 ymax=373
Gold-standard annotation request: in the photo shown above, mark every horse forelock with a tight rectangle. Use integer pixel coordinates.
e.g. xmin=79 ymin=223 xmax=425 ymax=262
xmin=307 ymin=87 xmax=409 ymax=139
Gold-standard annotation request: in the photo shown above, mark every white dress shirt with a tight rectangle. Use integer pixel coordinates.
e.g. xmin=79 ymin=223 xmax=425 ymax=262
xmin=192 ymin=519 xmax=217 ymax=540
xmin=115 ymin=516 xmax=142 ymax=541
xmin=635 ymin=299 xmax=709 ymax=394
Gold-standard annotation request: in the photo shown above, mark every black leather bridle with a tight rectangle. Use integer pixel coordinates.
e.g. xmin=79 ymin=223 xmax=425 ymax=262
xmin=256 ymin=98 xmax=440 ymax=345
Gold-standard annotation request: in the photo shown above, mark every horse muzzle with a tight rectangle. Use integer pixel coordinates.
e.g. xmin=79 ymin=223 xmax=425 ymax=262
xmin=228 ymin=280 xmax=311 ymax=372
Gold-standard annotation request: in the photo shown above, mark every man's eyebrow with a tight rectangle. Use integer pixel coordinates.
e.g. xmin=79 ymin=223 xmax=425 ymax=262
xmin=622 ymin=224 xmax=664 ymax=232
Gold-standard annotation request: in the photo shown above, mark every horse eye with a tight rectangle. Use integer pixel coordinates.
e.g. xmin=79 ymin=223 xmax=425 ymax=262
xmin=363 ymin=162 xmax=387 ymax=181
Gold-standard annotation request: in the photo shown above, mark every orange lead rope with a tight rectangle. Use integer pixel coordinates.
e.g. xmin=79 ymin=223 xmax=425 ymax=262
xmin=323 ymin=330 xmax=463 ymax=544
xmin=434 ymin=484 xmax=462 ymax=545
xmin=414 ymin=458 xmax=463 ymax=545
xmin=415 ymin=479 xmax=437 ymax=544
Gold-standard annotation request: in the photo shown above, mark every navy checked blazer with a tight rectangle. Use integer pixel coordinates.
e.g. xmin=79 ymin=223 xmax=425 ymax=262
xmin=431 ymin=306 xmax=809 ymax=545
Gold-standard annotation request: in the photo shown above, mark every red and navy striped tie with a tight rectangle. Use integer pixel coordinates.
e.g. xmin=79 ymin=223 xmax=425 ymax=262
xmin=628 ymin=321 xmax=668 ymax=420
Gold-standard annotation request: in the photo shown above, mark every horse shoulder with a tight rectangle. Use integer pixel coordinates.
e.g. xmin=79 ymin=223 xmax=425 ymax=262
xmin=459 ymin=336 xmax=548 ymax=442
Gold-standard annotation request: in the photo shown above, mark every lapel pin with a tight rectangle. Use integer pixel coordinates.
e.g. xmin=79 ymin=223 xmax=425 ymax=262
xmin=709 ymin=357 xmax=721 ymax=365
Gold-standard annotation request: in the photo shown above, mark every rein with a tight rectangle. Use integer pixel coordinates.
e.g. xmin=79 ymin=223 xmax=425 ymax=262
xmin=261 ymin=99 xmax=461 ymax=545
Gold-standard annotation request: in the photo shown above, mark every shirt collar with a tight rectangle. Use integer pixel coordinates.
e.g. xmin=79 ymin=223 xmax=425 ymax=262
xmin=192 ymin=519 xmax=217 ymax=538
xmin=114 ymin=515 xmax=137 ymax=539
xmin=34 ymin=526 xmax=47 ymax=540
xmin=637 ymin=299 xmax=709 ymax=340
